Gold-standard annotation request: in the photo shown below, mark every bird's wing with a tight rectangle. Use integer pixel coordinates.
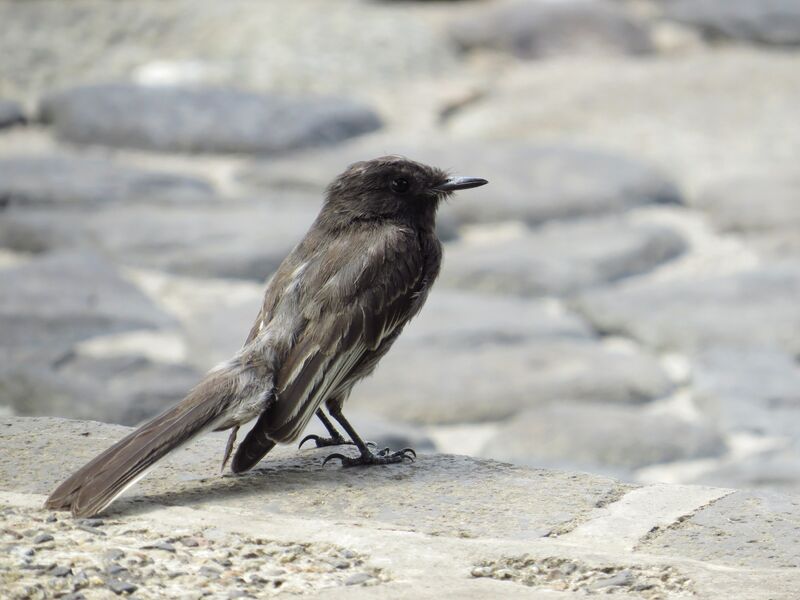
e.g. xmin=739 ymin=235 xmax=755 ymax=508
xmin=253 ymin=225 xmax=425 ymax=444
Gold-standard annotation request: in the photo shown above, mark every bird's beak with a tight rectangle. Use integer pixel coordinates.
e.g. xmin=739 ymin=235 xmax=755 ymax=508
xmin=433 ymin=176 xmax=488 ymax=192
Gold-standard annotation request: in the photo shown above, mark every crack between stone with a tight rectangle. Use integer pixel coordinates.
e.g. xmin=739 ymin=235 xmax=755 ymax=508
xmin=632 ymin=489 xmax=737 ymax=551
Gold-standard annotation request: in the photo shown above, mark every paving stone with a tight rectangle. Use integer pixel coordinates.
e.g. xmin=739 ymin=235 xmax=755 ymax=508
xmin=479 ymin=404 xmax=726 ymax=477
xmin=40 ymin=84 xmax=382 ymax=154
xmin=349 ymin=294 xmax=672 ymax=424
xmin=692 ymin=347 xmax=800 ymax=439
xmin=0 ymin=251 xmax=174 ymax=365
xmin=667 ymin=0 xmax=800 ymax=46
xmin=0 ymin=199 xmax=320 ymax=280
xmin=574 ymin=263 xmax=800 ymax=355
xmin=690 ymin=176 xmax=800 ymax=255
xmin=450 ymin=0 xmax=654 ymax=59
xmin=0 ymin=156 xmax=214 ymax=208
xmin=1 ymin=356 xmax=203 ymax=426
xmin=445 ymin=50 xmax=800 ymax=194
xmin=638 ymin=490 xmax=800 ymax=568
xmin=441 ymin=216 xmax=686 ymax=297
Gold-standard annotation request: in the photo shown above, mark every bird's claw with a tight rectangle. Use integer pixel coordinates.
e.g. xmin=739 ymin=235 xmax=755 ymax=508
xmin=322 ymin=452 xmax=349 ymax=467
xmin=321 ymin=447 xmax=416 ymax=467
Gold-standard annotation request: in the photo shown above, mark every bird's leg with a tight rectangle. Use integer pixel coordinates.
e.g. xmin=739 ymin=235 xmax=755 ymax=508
xmin=298 ymin=409 xmax=350 ymax=449
xmin=322 ymin=405 xmax=415 ymax=467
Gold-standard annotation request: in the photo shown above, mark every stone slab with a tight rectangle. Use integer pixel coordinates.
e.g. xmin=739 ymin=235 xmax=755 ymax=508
xmin=2 ymin=416 xmax=799 ymax=599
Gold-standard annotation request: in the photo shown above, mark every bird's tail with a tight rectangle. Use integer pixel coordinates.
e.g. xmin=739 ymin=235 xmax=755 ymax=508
xmin=45 ymin=373 xmax=236 ymax=518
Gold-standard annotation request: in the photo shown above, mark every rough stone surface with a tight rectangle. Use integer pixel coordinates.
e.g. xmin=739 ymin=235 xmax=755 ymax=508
xmin=479 ymin=405 xmax=726 ymax=477
xmin=40 ymin=84 xmax=383 ymax=154
xmin=574 ymin=263 xmax=800 ymax=354
xmin=1 ymin=416 xmax=799 ymax=599
xmin=0 ymin=156 xmax=214 ymax=207
xmin=450 ymin=0 xmax=654 ymax=59
xmin=1 ymin=418 xmax=626 ymax=541
xmin=638 ymin=490 xmax=800 ymax=569
xmin=1 ymin=200 xmax=320 ymax=280
xmin=667 ymin=0 xmax=800 ymax=46
xmin=239 ymin=138 xmax=682 ymax=226
xmin=0 ymin=98 xmax=25 ymax=129
xmin=441 ymin=217 xmax=686 ymax=297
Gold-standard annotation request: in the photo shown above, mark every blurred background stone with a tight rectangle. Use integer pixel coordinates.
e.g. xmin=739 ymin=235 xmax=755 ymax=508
xmin=666 ymin=0 xmax=800 ymax=46
xmin=41 ymin=84 xmax=383 ymax=154
xmin=440 ymin=216 xmax=687 ymax=297
xmin=479 ymin=404 xmax=726 ymax=478
xmin=450 ymin=0 xmax=654 ymax=59
xmin=0 ymin=99 xmax=25 ymax=129
xmin=575 ymin=264 xmax=800 ymax=354
xmin=0 ymin=155 xmax=214 ymax=207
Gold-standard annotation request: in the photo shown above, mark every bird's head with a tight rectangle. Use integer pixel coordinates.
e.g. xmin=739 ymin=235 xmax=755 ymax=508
xmin=321 ymin=156 xmax=487 ymax=228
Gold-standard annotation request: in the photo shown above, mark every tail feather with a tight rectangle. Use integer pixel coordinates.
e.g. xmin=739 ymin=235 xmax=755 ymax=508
xmin=45 ymin=375 xmax=235 ymax=518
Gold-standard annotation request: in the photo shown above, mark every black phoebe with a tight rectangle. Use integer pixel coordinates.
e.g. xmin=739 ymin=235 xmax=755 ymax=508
xmin=45 ymin=156 xmax=487 ymax=518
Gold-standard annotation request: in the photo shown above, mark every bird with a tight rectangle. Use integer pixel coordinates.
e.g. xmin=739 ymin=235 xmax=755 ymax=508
xmin=45 ymin=156 xmax=488 ymax=518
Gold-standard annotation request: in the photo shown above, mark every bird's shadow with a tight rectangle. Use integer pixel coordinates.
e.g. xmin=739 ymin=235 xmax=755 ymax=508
xmin=109 ymin=448 xmax=424 ymax=519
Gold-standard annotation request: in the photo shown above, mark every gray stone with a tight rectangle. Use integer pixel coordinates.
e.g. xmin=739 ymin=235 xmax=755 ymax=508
xmin=392 ymin=290 xmax=592 ymax=344
xmin=479 ymin=405 xmax=726 ymax=476
xmin=345 ymin=573 xmax=371 ymax=586
xmin=0 ymin=252 xmax=174 ymax=364
xmin=0 ymin=2 xmax=458 ymax=102
xmin=690 ymin=176 xmax=800 ymax=255
xmin=691 ymin=443 xmax=800 ymax=495
xmin=1 ymin=355 xmax=203 ymax=426
xmin=444 ymin=50 xmax=800 ymax=195
xmin=639 ymin=490 xmax=800 ymax=568
xmin=692 ymin=347 xmax=800 ymax=439
xmin=667 ymin=0 xmax=800 ymax=46
xmin=450 ymin=0 xmax=653 ymax=59
xmin=0 ymin=156 xmax=214 ymax=208
xmin=349 ymin=293 xmax=672 ymax=424
xmin=239 ymin=138 xmax=682 ymax=227
xmin=1 ymin=199 xmax=319 ymax=280
xmin=106 ymin=579 xmax=138 ymax=594
xmin=441 ymin=217 xmax=686 ymax=297
xmin=574 ymin=263 xmax=800 ymax=354
xmin=0 ymin=99 xmax=25 ymax=129
xmin=40 ymin=84 xmax=382 ymax=154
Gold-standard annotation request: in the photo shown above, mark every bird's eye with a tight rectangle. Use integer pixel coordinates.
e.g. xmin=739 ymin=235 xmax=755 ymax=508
xmin=390 ymin=178 xmax=410 ymax=194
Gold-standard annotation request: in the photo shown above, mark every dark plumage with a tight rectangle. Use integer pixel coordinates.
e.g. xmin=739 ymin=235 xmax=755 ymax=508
xmin=45 ymin=156 xmax=488 ymax=518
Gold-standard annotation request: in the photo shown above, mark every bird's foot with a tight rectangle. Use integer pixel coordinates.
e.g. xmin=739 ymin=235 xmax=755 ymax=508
xmin=322 ymin=447 xmax=416 ymax=467
xmin=299 ymin=434 xmax=378 ymax=450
